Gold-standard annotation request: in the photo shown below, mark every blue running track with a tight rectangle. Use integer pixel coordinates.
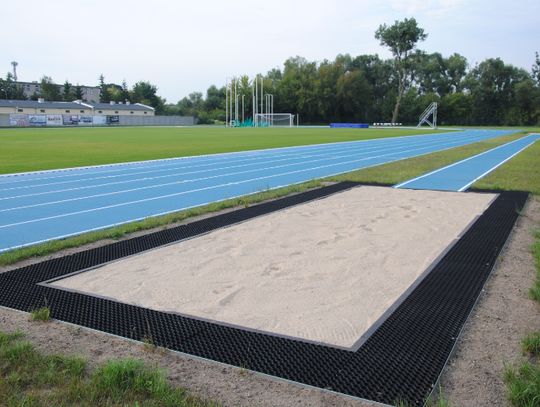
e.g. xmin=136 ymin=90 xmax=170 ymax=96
xmin=0 ymin=129 xmax=517 ymax=252
xmin=395 ymin=133 xmax=540 ymax=192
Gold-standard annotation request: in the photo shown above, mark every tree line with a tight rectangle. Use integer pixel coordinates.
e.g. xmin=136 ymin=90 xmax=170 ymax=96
xmin=2 ymin=18 xmax=539 ymax=126
xmin=166 ymin=19 xmax=540 ymax=126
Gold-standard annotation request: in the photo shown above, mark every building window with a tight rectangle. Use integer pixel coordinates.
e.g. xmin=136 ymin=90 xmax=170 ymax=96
xmin=65 ymin=110 xmax=70 ymax=113
xmin=17 ymin=109 xmax=23 ymax=112
xmin=40 ymin=109 xmax=45 ymax=113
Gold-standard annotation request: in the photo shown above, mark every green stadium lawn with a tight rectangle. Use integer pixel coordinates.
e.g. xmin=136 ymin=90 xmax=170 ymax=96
xmin=0 ymin=126 xmax=448 ymax=174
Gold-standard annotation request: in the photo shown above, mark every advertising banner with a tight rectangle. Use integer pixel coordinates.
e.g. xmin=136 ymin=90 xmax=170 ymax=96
xmin=28 ymin=115 xmax=47 ymax=126
xmin=46 ymin=115 xmax=63 ymax=126
xmin=92 ymin=115 xmax=107 ymax=126
xmin=62 ymin=115 xmax=80 ymax=125
xmin=79 ymin=116 xmax=93 ymax=126
xmin=9 ymin=114 xmax=29 ymax=126
xmin=106 ymin=115 xmax=119 ymax=124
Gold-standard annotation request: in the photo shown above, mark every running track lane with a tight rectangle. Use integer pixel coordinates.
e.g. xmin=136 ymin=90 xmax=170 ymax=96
xmin=0 ymin=129 xmax=517 ymax=252
xmin=395 ymin=133 xmax=540 ymax=192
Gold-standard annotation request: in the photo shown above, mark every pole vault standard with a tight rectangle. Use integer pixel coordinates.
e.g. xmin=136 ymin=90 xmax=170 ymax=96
xmin=226 ymin=75 xmax=274 ymax=127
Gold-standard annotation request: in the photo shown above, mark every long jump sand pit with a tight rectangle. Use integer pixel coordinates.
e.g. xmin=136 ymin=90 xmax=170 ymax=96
xmin=51 ymin=186 xmax=496 ymax=349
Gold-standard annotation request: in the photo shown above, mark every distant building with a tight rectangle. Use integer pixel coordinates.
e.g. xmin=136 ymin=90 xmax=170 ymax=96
xmin=0 ymin=99 xmax=154 ymax=116
xmin=15 ymin=81 xmax=101 ymax=103
xmin=77 ymin=101 xmax=155 ymax=116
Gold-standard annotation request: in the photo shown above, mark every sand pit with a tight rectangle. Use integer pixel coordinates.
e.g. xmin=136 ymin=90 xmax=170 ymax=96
xmin=51 ymin=186 xmax=496 ymax=348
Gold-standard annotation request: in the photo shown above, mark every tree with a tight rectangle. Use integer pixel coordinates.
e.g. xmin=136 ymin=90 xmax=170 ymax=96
xmin=130 ymin=81 xmax=165 ymax=113
xmin=40 ymin=76 xmax=61 ymax=101
xmin=62 ymin=81 xmax=73 ymax=101
xmin=98 ymin=74 xmax=110 ymax=103
xmin=74 ymin=84 xmax=84 ymax=100
xmin=0 ymin=72 xmax=26 ymax=100
xmin=445 ymin=53 xmax=468 ymax=93
xmin=465 ymin=58 xmax=530 ymax=125
xmin=375 ymin=18 xmax=427 ymax=123
xmin=532 ymin=52 xmax=540 ymax=85
xmin=121 ymin=80 xmax=130 ymax=102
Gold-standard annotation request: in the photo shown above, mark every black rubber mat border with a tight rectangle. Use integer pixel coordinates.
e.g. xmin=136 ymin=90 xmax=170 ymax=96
xmin=0 ymin=183 xmax=529 ymax=406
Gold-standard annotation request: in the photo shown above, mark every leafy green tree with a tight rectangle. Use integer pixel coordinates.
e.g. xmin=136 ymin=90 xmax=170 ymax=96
xmin=465 ymin=58 xmax=530 ymax=125
xmin=317 ymin=59 xmax=345 ymax=121
xmin=0 ymin=72 xmax=26 ymax=99
xmin=532 ymin=52 xmax=540 ymax=85
xmin=336 ymin=70 xmax=372 ymax=121
xmin=121 ymin=80 xmax=130 ymax=103
xmin=98 ymin=74 xmax=110 ymax=103
xmin=445 ymin=53 xmax=468 ymax=93
xmin=62 ymin=81 xmax=73 ymax=101
xmin=40 ymin=76 xmax=61 ymax=101
xmin=130 ymin=81 xmax=165 ymax=113
xmin=375 ymin=18 xmax=427 ymax=123
xmin=74 ymin=84 xmax=84 ymax=100
xmin=440 ymin=92 xmax=473 ymax=125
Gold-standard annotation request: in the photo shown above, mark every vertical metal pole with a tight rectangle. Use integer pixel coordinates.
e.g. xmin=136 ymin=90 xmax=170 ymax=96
xmin=225 ymin=78 xmax=228 ymax=127
xmin=234 ymin=80 xmax=238 ymax=124
xmin=260 ymin=77 xmax=264 ymax=123
xmin=252 ymin=79 xmax=255 ymax=127
xmin=255 ymin=76 xmax=258 ymax=127
xmin=271 ymin=94 xmax=274 ymax=126
xmin=242 ymin=95 xmax=244 ymax=124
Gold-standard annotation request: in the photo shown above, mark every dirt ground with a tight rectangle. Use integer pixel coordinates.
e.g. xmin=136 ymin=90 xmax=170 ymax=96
xmin=0 ymin=196 xmax=538 ymax=407
xmin=437 ymin=196 xmax=540 ymax=406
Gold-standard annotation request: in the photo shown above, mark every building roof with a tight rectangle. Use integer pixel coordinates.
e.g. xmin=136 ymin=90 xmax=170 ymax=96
xmin=0 ymin=99 xmax=154 ymax=111
xmin=87 ymin=102 xmax=154 ymax=111
xmin=15 ymin=81 xmax=100 ymax=90
xmin=0 ymin=100 xmax=91 ymax=110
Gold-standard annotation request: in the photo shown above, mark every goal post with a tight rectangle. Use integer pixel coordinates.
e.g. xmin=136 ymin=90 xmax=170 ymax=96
xmin=254 ymin=113 xmax=294 ymax=127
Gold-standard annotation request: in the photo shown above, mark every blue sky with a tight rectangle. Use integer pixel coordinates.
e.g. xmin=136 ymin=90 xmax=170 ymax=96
xmin=3 ymin=0 xmax=539 ymax=102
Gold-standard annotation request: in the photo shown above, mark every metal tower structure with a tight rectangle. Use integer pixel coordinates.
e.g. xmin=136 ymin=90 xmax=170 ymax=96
xmin=11 ymin=61 xmax=18 ymax=81
xmin=417 ymin=102 xmax=438 ymax=129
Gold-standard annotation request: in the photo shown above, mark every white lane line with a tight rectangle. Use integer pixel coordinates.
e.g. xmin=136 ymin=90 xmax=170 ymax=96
xmin=0 ymin=133 xmax=490 ymax=209
xmin=1 ymin=129 xmax=484 ymax=188
xmin=0 ymin=130 xmax=498 ymax=197
xmin=0 ymin=135 xmax=426 ymax=190
xmin=0 ymin=132 xmax=507 ymax=252
xmin=393 ymin=134 xmax=536 ymax=189
xmin=0 ymin=131 xmax=482 ymax=198
xmin=0 ymin=136 xmax=494 ymax=229
xmin=458 ymin=138 xmax=540 ymax=191
xmin=0 ymin=129 xmax=456 ymax=181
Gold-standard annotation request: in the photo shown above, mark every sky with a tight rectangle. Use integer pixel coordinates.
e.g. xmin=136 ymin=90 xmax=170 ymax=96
xmin=3 ymin=0 xmax=539 ymax=103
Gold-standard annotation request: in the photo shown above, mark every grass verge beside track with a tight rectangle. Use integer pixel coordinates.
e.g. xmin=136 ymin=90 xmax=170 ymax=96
xmin=1 ymin=130 xmax=538 ymax=267
xmin=503 ymin=224 xmax=540 ymax=406
xmin=0 ymin=330 xmax=213 ymax=407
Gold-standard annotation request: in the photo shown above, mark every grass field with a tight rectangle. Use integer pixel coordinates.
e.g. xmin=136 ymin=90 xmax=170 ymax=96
xmin=0 ymin=126 xmax=449 ymax=174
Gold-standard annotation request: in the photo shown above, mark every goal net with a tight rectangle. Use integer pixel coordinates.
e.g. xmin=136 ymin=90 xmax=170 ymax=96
xmin=254 ymin=113 xmax=294 ymax=127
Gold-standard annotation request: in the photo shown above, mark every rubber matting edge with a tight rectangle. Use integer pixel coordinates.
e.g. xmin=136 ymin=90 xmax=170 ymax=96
xmin=0 ymin=183 xmax=529 ymax=406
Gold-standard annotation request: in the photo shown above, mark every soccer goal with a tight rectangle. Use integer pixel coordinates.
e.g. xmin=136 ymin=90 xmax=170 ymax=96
xmin=254 ymin=113 xmax=295 ymax=127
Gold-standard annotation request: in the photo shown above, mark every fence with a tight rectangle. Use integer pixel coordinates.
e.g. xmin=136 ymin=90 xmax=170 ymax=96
xmin=0 ymin=114 xmax=195 ymax=127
